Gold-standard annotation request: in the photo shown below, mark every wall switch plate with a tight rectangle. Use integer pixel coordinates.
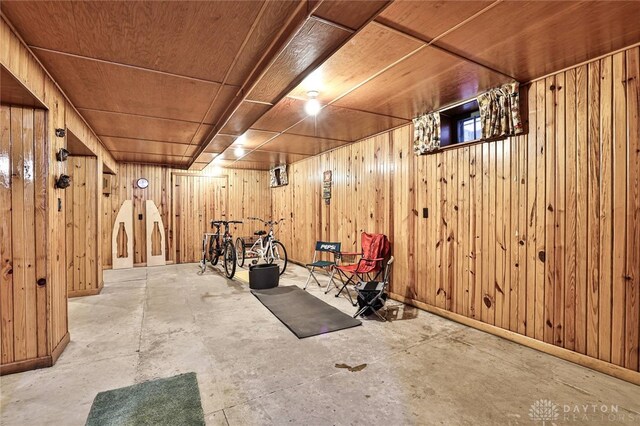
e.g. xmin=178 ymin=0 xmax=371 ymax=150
xmin=423 ymin=208 xmax=428 ymax=218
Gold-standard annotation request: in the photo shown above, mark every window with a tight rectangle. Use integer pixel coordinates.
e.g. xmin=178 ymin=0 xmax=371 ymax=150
xmin=457 ymin=114 xmax=481 ymax=143
xmin=439 ymin=100 xmax=481 ymax=147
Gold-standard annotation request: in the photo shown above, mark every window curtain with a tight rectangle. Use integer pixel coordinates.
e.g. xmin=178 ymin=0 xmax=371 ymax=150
xmin=413 ymin=111 xmax=440 ymax=155
xmin=477 ymin=81 xmax=523 ymax=139
xmin=270 ymin=165 xmax=288 ymax=187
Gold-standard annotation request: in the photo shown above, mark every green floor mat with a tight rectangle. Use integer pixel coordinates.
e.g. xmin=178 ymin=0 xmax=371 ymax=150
xmin=86 ymin=372 xmax=205 ymax=426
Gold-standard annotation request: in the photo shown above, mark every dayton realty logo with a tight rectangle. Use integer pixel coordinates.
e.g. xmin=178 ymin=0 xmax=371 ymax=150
xmin=529 ymin=399 xmax=560 ymax=425
xmin=529 ymin=399 xmax=631 ymax=423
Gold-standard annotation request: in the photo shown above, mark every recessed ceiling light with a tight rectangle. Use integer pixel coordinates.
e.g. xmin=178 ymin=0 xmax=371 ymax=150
xmin=234 ymin=146 xmax=245 ymax=157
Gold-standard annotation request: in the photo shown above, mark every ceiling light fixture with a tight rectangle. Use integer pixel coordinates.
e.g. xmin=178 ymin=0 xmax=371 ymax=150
xmin=304 ymin=90 xmax=321 ymax=116
xmin=234 ymin=146 xmax=245 ymax=157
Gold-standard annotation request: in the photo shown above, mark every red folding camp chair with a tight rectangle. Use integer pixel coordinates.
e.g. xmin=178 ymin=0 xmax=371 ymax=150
xmin=329 ymin=232 xmax=390 ymax=306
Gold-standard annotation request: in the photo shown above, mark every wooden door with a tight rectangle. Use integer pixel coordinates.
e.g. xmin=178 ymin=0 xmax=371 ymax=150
xmin=65 ymin=156 xmax=99 ymax=296
xmin=174 ymin=175 xmax=228 ymax=263
xmin=0 ymin=106 xmax=49 ymax=366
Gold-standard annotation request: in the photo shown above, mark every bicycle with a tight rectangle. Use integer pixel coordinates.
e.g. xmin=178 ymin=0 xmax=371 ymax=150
xmin=235 ymin=217 xmax=288 ymax=275
xmin=199 ymin=219 xmax=243 ymax=279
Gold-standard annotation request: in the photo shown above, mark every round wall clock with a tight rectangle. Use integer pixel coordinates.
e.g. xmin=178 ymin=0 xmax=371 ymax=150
xmin=136 ymin=178 xmax=149 ymax=189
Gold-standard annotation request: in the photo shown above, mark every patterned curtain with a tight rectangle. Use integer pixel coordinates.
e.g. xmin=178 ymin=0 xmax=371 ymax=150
xmin=477 ymin=82 xmax=523 ymax=139
xmin=413 ymin=112 xmax=440 ymax=155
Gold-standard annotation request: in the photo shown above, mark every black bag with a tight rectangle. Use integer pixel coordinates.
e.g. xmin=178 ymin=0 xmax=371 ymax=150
xmin=356 ymin=282 xmax=388 ymax=316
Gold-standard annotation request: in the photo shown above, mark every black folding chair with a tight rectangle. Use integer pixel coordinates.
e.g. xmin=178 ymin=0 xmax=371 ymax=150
xmin=303 ymin=241 xmax=341 ymax=291
xmin=353 ymin=256 xmax=394 ymax=321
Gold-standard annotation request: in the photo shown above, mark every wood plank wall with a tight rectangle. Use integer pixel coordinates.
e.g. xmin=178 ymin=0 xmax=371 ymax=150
xmin=274 ymin=46 xmax=640 ymax=377
xmin=65 ymin=156 xmax=100 ymax=297
xmin=102 ymin=165 xmax=272 ymax=267
xmin=0 ymin=105 xmax=49 ymax=367
xmin=1 ymin=15 xmax=118 ymax=372
xmin=174 ymin=175 xmax=227 ymax=263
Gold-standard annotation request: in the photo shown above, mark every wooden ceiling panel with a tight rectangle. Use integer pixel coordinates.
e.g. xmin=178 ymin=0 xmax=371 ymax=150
xmin=194 ymin=152 xmax=216 ymax=164
xmin=1 ymin=1 xmax=265 ymax=82
xmin=218 ymin=149 xmax=247 ymax=161
xmin=215 ymin=160 xmax=271 ymax=170
xmin=100 ymin=137 xmax=196 ymax=157
xmin=34 ymin=49 xmax=217 ymax=123
xmin=205 ymin=134 xmax=236 ymax=153
xmin=192 ymin=125 xmax=215 ymax=148
xmin=287 ymin=105 xmax=408 ymax=141
xmin=251 ymin=97 xmax=308 ymax=133
xmin=376 ymin=1 xmax=494 ymax=43
xmin=227 ymin=129 xmax=279 ymax=150
xmin=1 ymin=66 xmax=46 ymax=108
xmin=313 ymin=0 xmax=389 ymax=31
xmin=333 ymin=46 xmax=509 ymax=119
xmin=202 ymin=85 xmax=239 ymax=125
xmin=226 ymin=0 xmax=305 ymax=86
xmin=259 ymin=133 xmax=350 ymax=156
xmin=240 ymin=149 xmax=309 ymax=165
xmin=287 ymin=23 xmax=422 ymax=103
xmin=220 ymin=101 xmax=271 ymax=135
xmin=246 ymin=19 xmax=352 ymax=103
xmin=436 ymin=1 xmax=640 ymax=81
xmin=79 ymin=109 xmax=199 ymax=143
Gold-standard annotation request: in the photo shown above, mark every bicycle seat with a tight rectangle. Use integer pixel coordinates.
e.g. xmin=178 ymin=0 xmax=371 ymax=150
xmin=254 ymin=230 xmax=267 ymax=236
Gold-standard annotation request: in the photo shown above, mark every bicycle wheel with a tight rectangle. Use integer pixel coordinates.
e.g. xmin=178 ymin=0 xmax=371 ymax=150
xmin=235 ymin=237 xmax=245 ymax=267
xmin=267 ymin=241 xmax=288 ymax=276
xmin=223 ymin=240 xmax=237 ymax=279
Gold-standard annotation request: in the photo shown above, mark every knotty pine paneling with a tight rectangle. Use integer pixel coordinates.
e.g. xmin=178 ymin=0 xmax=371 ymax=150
xmin=65 ymin=156 xmax=100 ymax=297
xmin=276 ymin=46 xmax=640 ymax=378
xmin=174 ymin=175 xmax=227 ymax=264
xmin=1 ymin=15 xmax=118 ymax=373
xmin=102 ymin=165 xmax=271 ymax=267
xmin=0 ymin=106 xmax=48 ymax=367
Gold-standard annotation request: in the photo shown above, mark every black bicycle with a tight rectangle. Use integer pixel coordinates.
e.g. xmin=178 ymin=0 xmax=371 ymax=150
xmin=199 ymin=220 xmax=242 ymax=278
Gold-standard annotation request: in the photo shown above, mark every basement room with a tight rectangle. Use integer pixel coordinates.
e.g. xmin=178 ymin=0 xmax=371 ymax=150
xmin=1 ymin=1 xmax=639 ymax=425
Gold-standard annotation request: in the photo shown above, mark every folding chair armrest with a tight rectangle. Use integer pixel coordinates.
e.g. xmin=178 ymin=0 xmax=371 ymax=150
xmin=361 ymin=257 xmax=384 ymax=262
xmin=339 ymin=251 xmax=362 ymax=256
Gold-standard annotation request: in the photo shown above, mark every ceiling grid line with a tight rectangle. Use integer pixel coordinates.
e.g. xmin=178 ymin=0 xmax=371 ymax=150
xmin=178 ymin=0 xmax=274 ymax=162
xmin=195 ymin=0 xmax=394 ymax=168
xmin=229 ymin=1 xmax=505 ymax=165
xmin=185 ymin=0 xmax=316 ymax=165
xmin=29 ymin=46 xmax=233 ymax=86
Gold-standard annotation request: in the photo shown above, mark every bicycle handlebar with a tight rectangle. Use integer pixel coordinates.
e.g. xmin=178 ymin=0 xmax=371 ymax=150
xmin=211 ymin=220 xmax=243 ymax=226
xmin=247 ymin=217 xmax=285 ymax=225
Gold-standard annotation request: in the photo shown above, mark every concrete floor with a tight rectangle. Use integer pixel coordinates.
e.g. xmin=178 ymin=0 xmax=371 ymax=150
xmin=1 ymin=263 xmax=639 ymax=425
